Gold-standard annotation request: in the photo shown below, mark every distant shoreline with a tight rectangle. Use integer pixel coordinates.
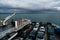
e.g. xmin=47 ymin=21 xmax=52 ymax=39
xmin=0 ymin=13 xmax=59 ymax=14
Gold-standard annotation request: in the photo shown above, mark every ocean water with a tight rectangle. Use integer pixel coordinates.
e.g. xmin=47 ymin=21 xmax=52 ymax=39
xmin=0 ymin=13 xmax=60 ymax=25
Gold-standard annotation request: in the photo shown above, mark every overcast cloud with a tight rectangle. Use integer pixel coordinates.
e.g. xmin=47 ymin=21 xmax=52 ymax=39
xmin=0 ymin=0 xmax=60 ymax=10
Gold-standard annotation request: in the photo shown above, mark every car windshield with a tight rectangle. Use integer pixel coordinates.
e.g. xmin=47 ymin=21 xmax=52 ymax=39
xmin=41 ymin=27 xmax=44 ymax=28
xmin=37 ymin=32 xmax=44 ymax=37
xmin=25 ymin=38 xmax=32 ymax=40
xmin=30 ymin=30 xmax=36 ymax=34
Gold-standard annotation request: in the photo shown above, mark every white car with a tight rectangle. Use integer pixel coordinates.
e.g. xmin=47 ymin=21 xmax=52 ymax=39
xmin=33 ymin=27 xmax=38 ymax=31
xmin=40 ymin=26 xmax=45 ymax=32
xmin=35 ymin=23 xmax=39 ymax=28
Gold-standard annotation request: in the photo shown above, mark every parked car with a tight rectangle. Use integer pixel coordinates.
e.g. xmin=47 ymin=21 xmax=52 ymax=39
xmin=25 ymin=37 xmax=33 ymax=40
xmin=33 ymin=23 xmax=39 ymax=31
xmin=35 ymin=23 xmax=39 ymax=27
xmin=29 ymin=30 xmax=37 ymax=38
xmin=47 ymin=26 xmax=54 ymax=35
xmin=32 ymin=22 xmax=36 ymax=26
xmin=36 ymin=38 xmax=44 ymax=40
xmin=28 ymin=26 xmax=33 ymax=31
xmin=23 ymin=29 xmax=30 ymax=36
xmin=36 ymin=31 xmax=44 ymax=40
xmin=50 ymin=35 xmax=56 ymax=40
xmin=33 ymin=27 xmax=38 ymax=31
xmin=40 ymin=26 xmax=45 ymax=32
xmin=54 ymin=28 xmax=60 ymax=35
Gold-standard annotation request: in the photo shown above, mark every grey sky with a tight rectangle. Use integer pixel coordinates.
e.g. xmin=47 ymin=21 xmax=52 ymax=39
xmin=0 ymin=0 xmax=60 ymax=10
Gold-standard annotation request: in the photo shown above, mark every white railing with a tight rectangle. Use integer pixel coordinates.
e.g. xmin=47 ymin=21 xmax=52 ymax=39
xmin=8 ymin=33 xmax=18 ymax=40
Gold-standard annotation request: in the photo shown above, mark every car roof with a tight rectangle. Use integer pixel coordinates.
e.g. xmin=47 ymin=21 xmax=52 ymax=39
xmin=30 ymin=30 xmax=36 ymax=34
xmin=40 ymin=26 xmax=44 ymax=28
xmin=36 ymin=23 xmax=39 ymax=24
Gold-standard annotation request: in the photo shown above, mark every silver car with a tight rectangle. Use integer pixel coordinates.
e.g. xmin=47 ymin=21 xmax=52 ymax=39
xmin=40 ymin=26 xmax=45 ymax=32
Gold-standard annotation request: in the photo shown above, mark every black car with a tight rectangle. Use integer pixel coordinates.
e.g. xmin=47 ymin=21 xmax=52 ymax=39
xmin=29 ymin=30 xmax=37 ymax=39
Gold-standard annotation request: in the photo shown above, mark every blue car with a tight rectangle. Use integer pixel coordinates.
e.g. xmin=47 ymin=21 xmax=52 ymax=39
xmin=55 ymin=28 xmax=60 ymax=35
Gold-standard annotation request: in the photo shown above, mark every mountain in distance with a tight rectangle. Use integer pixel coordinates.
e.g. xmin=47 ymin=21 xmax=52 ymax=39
xmin=0 ymin=7 xmax=60 ymax=14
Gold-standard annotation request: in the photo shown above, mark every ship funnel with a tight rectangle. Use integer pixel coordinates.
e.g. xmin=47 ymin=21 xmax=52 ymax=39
xmin=15 ymin=21 xmax=18 ymax=28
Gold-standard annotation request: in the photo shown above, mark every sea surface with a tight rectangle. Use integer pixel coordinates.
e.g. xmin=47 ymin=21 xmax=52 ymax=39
xmin=0 ymin=13 xmax=60 ymax=25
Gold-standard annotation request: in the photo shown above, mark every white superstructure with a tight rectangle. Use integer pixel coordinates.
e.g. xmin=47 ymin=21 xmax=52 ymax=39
xmin=0 ymin=19 xmax=31 ymax=39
